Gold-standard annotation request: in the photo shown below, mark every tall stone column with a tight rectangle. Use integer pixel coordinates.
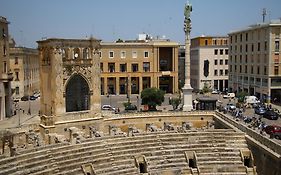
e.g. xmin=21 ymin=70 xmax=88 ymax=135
xmin=182 ymin=2 xmax=193 ymax=111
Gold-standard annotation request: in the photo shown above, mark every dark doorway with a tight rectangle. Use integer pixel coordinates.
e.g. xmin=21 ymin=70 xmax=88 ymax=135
xmin=139 ymin=163 xmax=147 ymax=173
xmin=159 ymin=76 xmax=173 ymax=93
xmin=66 ymin=74 xmax=90 ymax=112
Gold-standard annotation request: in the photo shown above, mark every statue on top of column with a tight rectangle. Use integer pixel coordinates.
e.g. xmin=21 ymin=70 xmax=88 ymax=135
xmin=184 ymin=1 xmax=192 ymax=33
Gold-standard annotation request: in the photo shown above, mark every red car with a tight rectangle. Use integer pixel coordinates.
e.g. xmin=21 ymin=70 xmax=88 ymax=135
xmin=263 ymin=125 xmax=281 ymax=139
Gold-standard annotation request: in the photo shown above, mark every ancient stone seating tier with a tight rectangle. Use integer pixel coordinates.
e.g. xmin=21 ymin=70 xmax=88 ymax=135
xmin=0 ymin=129 xmax=254 ymax=175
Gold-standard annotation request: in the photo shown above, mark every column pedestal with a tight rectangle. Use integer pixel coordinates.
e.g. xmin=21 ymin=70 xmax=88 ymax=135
xmin=182 ymin=84 xmax=193 ymax=111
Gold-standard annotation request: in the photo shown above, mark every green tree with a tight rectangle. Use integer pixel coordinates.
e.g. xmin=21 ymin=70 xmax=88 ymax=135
xmin=169 ymin=97 xmax=181 ymax=110
xmin=141 ymin=88 xmax=165 ymax=111
xmin=201 ymin=82 xmax=211 ymax=94
xmin=236 ymin=91 xmax=248 ymax=103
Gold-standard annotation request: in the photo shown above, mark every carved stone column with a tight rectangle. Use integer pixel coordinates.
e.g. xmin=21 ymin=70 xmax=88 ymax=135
xmin=182 ymin=2 xmax=193 ymax=111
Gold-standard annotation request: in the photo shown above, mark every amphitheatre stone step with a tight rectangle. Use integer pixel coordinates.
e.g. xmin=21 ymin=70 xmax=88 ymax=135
xmin=198 ymin=164 xmax=246 ymax=173
xmin=200 ymin=173 xmax=247 ymax=175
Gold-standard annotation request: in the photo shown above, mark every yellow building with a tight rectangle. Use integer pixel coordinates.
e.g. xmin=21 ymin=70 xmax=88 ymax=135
xmin=0 ymin=16 xmax=13 ymax=120
xmin=229 ymin=19 xmax=281 ymax=103
xmin=100 ymin=38 xmax=179 ymax=96
xmin=9 ymin=44 xmax=39 ymax=100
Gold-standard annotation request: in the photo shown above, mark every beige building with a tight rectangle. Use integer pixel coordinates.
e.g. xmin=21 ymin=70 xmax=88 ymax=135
xmin=9 ymin=43 xmax=39 ymax=100
xmin=228 ymin=19 xmax=281 ymax=103
xmin=0 ymin=16 xmax=13 ymax=120
xmin=100 ymin=38 xmax=179 ymax=96
xmin=190 ymin=36 xmax=229 ymax=91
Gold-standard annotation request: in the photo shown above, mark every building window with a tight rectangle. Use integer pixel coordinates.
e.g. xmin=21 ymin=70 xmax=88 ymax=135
xmin=15 ymin=87 xmax=19 ymax=95
xmin=132 ymin=64 xmax=138 ymax=72
xmin=121 ymin=51 xmax=126 ymax=59
xmin=275 ymin=40 xmax=280 ymax=52
xmin=264 ymin=41 xmax=267 ymax=51
xmin=144 ymin=51 xmax=149 ymax=58
xmin=3 ymin=45 xmax=6 ymax=56
xmin=109 ymin=51 xmax=114 ymax=58
xmin=205 ymin=39 xmax=208 ymax=45
xmin=108 ymin=63 xmax=115 ymax=72
xmin=258 ymin=42 xmax=260 ymax=51
xmin=143 ymin=62 xmax=150 ymax=72
xmin=257 ymin=66 xmax=260 ymax=74
xmin=100 ymin=63 xmax=103 ymax=72
xmin=15 ymin=57 xmax=18 ymax=64
xmin=251 ymin=66 xmax=254 ymax=74
xmin=132 ymin=51 xmax=137 ymax=58
xmin=225 ymin=49 xmax=228 ymax=55
xmin=251 ymin=44 xmax=254 ymax=52
xmin=99 ymin=51 xmax=102 ymax=58
xmin=214 ymin=60 xmax=218 ymax=65
xmin=245 ymin=55 xmax=248 ymax=63
xmin=15 ymin=71 xmax=19 ymax=81
xmin=214 ymin=49 xmax=218 ymax=55
xmin=245 ymin=65 xmax=248 ymax=73
xmin=274 ymin=66 xmax=279 ymax=75
xmin=120 ymin=63 xmax=127 ymax=72
xmin=245 ymin=44 xmax=248 ymax=52
xmin=240 ymin=65 xmax=242 ymax=73
xmin=220 ymin=60 xmax=223 ymax=65
xmin=246 ymin=33 xmax=248 ymax=41
xmin=264 ymin=66 xmax=267 ymax=75
xmin=220 ymin=69 xmax=223 ymax=75
xmin=225 ymin=60 xmax=228 ymax=65
xmin=225 ymin=69 xmax=228 ymax=75
xmin=214 ymin=70 xmax=218 ymax=76
xmin=220 ymin=49 xmax=223 ymax=55
xmin=83 ymin=48 xmax=89 ymax=59
xmin=3 ymin=61 xmax=7 ymax=73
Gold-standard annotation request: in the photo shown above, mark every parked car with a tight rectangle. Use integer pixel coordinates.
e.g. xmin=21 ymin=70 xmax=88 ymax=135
xmin=211 ymin=89 xmax=220 ymax=94
xmin=29 ymin=95 xmax=37 ymax=100
xmin=244 ymin=96 xmax=260 ymax=105
xmin=254 ymin=106 xmax=266 ymax=115
xmin=263 ymin=125 xmax=281 ymax=139
xmin=263 ymin=110 xmax=279 ymax=120
xmin=225 ymin=103 xmax=236 ymax=111
xmin=21 ymin=95 xmax=29 ymax=101
xmin=223 ymin=93 xmax=235 ymax=99
xmin=125 ymin=104 xmax=137 ymax=111
xmin=101 ymin=105 xmax=115 ymax=111
xmin=33 ymin=92 xmax=40 ymax=98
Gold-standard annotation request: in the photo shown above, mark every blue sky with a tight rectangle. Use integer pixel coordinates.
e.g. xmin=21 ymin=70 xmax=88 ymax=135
xmin=1 ymin=0 xmax=280 ymax=48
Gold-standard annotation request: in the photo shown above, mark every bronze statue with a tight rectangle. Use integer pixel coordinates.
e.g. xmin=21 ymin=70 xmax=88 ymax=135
xmin=184 ymin=2 xmax=192 ymax=21
xmin=184 ymin=1 xmax=192 ymax=33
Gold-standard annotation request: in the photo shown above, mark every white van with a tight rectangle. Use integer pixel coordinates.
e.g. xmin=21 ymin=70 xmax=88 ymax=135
xmin=244 ymin=96 xmax=260 ymax=104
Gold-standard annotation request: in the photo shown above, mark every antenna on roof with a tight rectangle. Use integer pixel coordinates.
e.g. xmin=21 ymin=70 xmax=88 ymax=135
xmin=262 ymin=8 xmax=267 ymax=23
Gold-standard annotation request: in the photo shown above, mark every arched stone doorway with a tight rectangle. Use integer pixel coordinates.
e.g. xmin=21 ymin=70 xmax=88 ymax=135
xmin=66 ymin=74 xmax=90 ymax=112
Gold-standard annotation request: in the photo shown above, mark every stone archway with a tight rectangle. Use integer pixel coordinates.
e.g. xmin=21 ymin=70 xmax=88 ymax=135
xmin=66 ymin=74 xmax=90 ymax=112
